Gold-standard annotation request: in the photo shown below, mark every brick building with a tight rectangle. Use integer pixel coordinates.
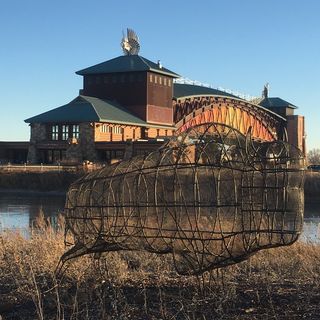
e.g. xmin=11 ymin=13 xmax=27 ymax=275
xmin=258 ymin=89 xmax=306 ymax=155
xmin=24 ymin=36 xmax=305 ymax=164
xmin=25 ymin=55 xmax=179 ymax=164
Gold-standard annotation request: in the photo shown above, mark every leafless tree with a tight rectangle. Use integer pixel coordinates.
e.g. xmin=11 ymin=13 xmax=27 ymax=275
xmin=307 ymin=148 xmax=320 ymax=165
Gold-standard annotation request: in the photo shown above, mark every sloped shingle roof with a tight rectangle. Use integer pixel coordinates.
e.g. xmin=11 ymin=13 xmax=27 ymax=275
xmin=24 ymin=96 xmax=147 ymax=126
xmin=259 ymin=97 xmax=298 ymax=109
xmin=76 ymin=55 xmax=180 ymax=78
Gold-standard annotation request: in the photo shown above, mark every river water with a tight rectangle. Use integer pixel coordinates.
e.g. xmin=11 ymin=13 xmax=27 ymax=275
xmin=0 ymin=192 xmax=66 ymax=235
xmin=0 ymin=192 xmax=319 ymax=242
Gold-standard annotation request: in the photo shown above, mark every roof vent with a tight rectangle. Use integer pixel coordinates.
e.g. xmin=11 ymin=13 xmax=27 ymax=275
xmin=157 ymin=60 xmax=162 ymax=69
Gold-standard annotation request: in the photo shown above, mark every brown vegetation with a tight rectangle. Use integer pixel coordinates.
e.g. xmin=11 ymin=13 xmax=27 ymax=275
xmin=0 ymin=214 xmax=320 ymax=319
xmin=307 ymin=148 xmax=320 ymax=165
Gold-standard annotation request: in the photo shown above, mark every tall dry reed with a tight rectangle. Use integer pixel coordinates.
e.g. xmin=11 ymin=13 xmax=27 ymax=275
xmin=0 ymin=212 xmax=319 ymax=319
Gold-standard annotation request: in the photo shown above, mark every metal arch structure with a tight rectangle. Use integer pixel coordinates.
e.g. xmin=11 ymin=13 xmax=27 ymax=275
xmin=174 ymin=95 xmax=286 ymax=142
xmin=58 ymin=123 xmax=304 ymax=276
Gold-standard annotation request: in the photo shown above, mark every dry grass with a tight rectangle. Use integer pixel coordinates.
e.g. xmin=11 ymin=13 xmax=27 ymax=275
xmin=0 ymin=215 xmax=320 ymax=319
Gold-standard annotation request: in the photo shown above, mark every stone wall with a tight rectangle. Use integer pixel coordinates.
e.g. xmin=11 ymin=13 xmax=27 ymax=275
xmin=79 ymin=123 xmax=98 ymax=162
xmin=27 ymin=123 xmax=47 ymax=163
xmin=29 ymin=123 xmax=47 ymax=143
xmin=26 ymin=122 xmax=165 ymax=164
xmin=65 ymin=142 xmax=82 ymax=164
xmin=26 ymin=123 xmax=99 ymax=164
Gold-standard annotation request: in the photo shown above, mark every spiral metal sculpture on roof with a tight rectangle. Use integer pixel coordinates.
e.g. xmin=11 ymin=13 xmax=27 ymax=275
xmin=59 ymin=123 xmax=304 ymax=275
xmin=121 ymin=28 xmax=140 ymax=56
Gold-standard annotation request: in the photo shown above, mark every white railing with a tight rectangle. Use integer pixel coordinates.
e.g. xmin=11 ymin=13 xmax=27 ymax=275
xmin=0 ymin=162 xmax=105 ymax=173
xmin=0 ymin=164 xmax=78 ymax=173
xmin=174 ymin=77 xmax=258 ymax=102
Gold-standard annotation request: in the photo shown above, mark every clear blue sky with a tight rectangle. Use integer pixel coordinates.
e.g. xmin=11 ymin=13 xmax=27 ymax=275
xmin=0 ymin=0 xmax=319 ymax=149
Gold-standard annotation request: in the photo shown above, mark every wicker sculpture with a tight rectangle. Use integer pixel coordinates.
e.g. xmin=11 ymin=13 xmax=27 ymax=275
xmin=59 ymin=123 xmax=304 ymax=275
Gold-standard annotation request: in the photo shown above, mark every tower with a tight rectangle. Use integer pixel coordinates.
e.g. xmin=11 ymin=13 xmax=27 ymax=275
xmin=76 ymin=29 xmax=179 ymax=126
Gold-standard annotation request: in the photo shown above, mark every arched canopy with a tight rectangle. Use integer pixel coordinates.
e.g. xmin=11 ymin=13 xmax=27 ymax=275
xmin=174 ymin=95 xmax=286 ymax=142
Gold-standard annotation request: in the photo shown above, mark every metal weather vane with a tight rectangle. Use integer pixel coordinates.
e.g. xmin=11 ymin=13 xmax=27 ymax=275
xmin=121 ymin=28 xmax=140 ymax=55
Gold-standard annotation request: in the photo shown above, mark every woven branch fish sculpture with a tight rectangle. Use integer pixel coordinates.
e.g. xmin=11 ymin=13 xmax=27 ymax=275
xmin=59 ymin=123 xmax=304 ymax=275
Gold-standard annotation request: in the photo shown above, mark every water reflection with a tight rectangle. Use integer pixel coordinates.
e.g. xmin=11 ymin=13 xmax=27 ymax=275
xmin=0 ymin=192 xmax=319 ymax=243
xmin=304 ymin=201 xmax=320 ymax=218
xmin=0 ymin=192 xmax=65 ymax=233
xmin=0 ymin=205 xmax=29 ymax=229
xmin=302 ymin=217 xmax=320 ymax=243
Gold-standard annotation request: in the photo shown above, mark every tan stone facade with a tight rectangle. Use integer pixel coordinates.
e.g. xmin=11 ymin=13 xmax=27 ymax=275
xmin=27 ymin=123 xmax=47 ymax=163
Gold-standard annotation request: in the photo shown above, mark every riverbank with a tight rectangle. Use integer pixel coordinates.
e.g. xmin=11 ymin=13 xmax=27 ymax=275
xmin=304 ymin=171 xmax=320 ymax=200
xmin=0 ymin=170 xmax=319 ymax=200
xmin=0 ymin=216 xmax=319 ymax=319
xmin=0 ymin=171 xmax=83 ymax=193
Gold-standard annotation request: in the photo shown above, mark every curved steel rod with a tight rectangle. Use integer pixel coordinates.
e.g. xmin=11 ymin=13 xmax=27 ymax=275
xmin=59 ymin=123 xmax=304 ymax=275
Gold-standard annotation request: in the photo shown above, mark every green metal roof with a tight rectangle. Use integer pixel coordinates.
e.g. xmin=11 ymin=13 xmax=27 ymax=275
xmin=24 ymin=96 xmax=147 ymax=126
xmin=76 ymin=55 xmax=180 ymax=78
xmin=259 ymin=97 xmax=298 ymax=109
xmin=173 ymin=83 xmax=239 ymax=99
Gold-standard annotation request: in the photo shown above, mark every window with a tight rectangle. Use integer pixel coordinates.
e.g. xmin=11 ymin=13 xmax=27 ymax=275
xmin=164 ymin=77 xmax=167 ymax=86
xmin=47 ymin=149 xmax=66 ymax=164
xmin=113 ymin=126 xmax=123 ymax=134
xmin=72 ymin=125 xmax=79 ymax=139
xmin=51 ymin=125 xmax=59 ymax=140
xmin=100 ymin=124 xmax=111 ymax=133
xmin=168 ymin=79 xmax=171 ymax=87
xmin=50 ymin=124 xmax=78 ymax=141
xmin=47 ymin=150 xmax=53 ymax=163
xmin=141 ymin=127 xmax=147 ymax=139
xmin=134 ymin=149 xmax=150 ymax=157
xmin=154 ymin=76 xmax=157 ymax=84
xmin=105 ymin=150 xmax=124 ymax=162
xmin=62 ymin=125 xmax=69 ymax=140
xmin=159 ymin=77 xmax=162 ymax=85
xmin=149 ymin=74 xmax=153 ymax=82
